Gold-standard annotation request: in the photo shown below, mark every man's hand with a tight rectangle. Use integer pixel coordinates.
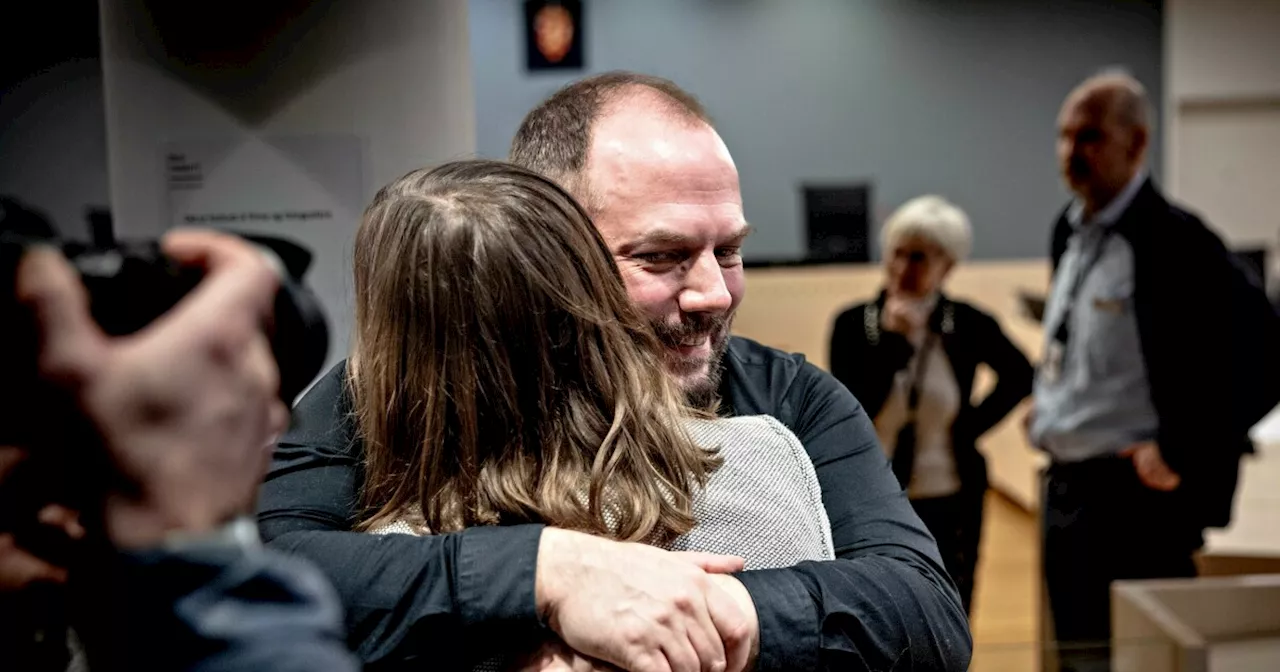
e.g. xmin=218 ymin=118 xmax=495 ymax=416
xmin=16 ymin=230 xmax=288 ymax=549
xmin=670 ymin=551 xmax=747 ymax=574
xmin=515 ymin=638 xmax=622 ymax=672
xmin=536 ymin=528 xmax=754 ymax=672
xmin=704 ymin=575 xmax=759 ymax=672
xmin=1120 ymin=441 xmax=1181 ymax=492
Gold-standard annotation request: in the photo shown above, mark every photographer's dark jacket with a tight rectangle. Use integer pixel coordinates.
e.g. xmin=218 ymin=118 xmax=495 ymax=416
xmin=828 ymin=295 xmax=1034 ymax=498
xmin=101 ymin=548 xmax=358 ymax=671
xmin=1048 ymin=179 xmax=1280 ymax=529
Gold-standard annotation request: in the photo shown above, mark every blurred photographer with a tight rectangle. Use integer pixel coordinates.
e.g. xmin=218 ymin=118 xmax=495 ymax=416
xmin=1 ymin=229 xmax=357 ymax=671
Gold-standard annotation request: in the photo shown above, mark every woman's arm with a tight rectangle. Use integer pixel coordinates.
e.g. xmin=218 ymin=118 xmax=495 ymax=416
xmin=828 ymin=306 xmax=913 ymax=419
xmin=959 ymin=310 xmax=1033 ymax=441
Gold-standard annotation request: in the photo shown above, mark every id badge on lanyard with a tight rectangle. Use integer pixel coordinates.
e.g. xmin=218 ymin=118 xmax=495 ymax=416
xmin=1041 ymin=229 xmax=1112 ymax=384
xmin=1041 ymin=338 xmax=1066 ymax=384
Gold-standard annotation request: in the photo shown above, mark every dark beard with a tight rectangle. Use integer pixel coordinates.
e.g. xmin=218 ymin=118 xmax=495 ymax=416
xmin=683 ymin=366 xmax=724 ymax=413
xmin=650 ymin=312 xmax=731 ymax=412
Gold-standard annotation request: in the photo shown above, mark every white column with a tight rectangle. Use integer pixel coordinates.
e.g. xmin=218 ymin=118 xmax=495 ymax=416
xmin=1164 ymin=0 xmax=1280 ymax=250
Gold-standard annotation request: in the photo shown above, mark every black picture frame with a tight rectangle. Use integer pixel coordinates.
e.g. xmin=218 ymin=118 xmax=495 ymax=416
xmin=524 ymin=0 xmax=584 ymax=71
xmin=802 ymin=183 xmax=871 ymax=263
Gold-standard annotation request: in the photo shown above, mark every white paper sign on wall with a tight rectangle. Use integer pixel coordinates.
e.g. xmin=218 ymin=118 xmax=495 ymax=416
xmin=164 ymin=134 xmax=366 ymax=388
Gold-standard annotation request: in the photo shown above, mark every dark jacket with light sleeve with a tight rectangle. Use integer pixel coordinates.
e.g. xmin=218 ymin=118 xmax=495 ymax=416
xmin=1049 ymin=179 xmax=1280 ymax=530
xmin=828 ymin=294 xmax=1035 ymax=496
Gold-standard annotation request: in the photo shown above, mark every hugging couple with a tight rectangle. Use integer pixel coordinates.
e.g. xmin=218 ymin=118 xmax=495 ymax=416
xmin=259 ymin=72 xmax=970 ymax=672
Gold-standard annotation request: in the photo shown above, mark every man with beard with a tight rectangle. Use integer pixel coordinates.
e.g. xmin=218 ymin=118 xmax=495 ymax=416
xmin=258 ymin=72 xmax=970 ymax=672
xmin=1029 ymin=71 xmax=1279 ymax=671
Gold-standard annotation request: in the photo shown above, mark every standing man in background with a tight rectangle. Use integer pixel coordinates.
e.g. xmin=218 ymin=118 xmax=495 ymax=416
xmin=1029 ymin=71 xmax=1280 ymax=671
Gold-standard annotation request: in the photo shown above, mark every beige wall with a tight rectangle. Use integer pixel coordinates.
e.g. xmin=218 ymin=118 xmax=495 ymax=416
xmin=732 ymin=260 xmax=1050 ymax=510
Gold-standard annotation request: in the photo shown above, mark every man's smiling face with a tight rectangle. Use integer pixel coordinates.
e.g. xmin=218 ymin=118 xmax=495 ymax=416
xmin=584 ymin=93 xmax=749 ymax=407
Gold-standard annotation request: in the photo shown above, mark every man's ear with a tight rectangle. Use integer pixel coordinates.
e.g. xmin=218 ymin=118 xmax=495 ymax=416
xmin=1129 ymin=125 xmax=1149 ymax=161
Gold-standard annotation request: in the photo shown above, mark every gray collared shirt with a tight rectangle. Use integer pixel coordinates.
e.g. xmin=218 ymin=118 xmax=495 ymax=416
xmin=1030 ymin=171 xmax=1159 ymax=463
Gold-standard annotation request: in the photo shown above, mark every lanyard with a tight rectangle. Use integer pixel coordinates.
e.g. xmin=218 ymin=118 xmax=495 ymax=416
xmin=1051 ymin=227 xmax=1114 ymax=349
xmin=904 ymin=333 xmax=938 ymax=421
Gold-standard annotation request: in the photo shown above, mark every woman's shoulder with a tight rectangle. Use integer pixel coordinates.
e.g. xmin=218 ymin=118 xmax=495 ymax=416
xmin=682 ymin=415 xmax=809 ymax=465
xmin=683 ymin=414 xmax=796 ymax=440
xmin=833 ymin=300 xmax=875 ymax=323
xmin=830 ymin=301 xmax=877 ymax=342
xmin=938 ymin=296 xmax=997 ymax=328
xmin=676 ymin=415 xmax=834 ymax=565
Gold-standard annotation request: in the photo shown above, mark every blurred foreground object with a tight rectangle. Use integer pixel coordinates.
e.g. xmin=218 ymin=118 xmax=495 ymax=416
xmin=0 ymin=196 xmax=329 ymax=432
xmin=0 ymin=201 xmax=346 ymax=670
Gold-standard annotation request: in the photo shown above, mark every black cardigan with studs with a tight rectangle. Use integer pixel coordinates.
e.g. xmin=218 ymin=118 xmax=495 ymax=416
xmin=828 ymin=293 xmax=1034 ymax=497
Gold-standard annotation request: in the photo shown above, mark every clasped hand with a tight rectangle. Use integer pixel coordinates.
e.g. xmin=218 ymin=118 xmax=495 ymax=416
xmin=528 ymin=528 xmax=760 ymax=672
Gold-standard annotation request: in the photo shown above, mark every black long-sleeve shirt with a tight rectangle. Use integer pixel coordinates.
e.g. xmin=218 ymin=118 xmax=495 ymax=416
xmin=257 ymin=335 xmax=972 ymax=671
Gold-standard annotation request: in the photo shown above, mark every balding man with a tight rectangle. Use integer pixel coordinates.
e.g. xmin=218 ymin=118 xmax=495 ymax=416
xmin=1029 ymin=72 xmax=1279 ymax=670
xmin=259 ymin=72 xmax=970 ymax=672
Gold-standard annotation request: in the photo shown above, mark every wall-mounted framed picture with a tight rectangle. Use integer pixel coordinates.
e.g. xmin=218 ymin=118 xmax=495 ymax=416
xmin=524 ymin=0 xmax=583 ymax=71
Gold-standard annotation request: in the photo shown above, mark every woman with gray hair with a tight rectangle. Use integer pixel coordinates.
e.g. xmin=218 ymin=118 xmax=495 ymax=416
xmin=828 ymin=195 xmax=1033 ymax=614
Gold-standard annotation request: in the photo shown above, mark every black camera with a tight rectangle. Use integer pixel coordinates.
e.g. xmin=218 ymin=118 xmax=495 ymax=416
xmin=0 ymin=197 xmax=329 ymax=422
xmin=0 ymin=197 xmax=329 ymax=670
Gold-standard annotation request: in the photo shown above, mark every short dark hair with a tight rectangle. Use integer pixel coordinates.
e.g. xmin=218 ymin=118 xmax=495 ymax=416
xmin=509 ymin=71 xmax=712 ymax=209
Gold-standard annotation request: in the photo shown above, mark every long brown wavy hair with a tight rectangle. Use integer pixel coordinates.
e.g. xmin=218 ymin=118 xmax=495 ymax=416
xmin=350 ymin=160 xmax=719 ymax=542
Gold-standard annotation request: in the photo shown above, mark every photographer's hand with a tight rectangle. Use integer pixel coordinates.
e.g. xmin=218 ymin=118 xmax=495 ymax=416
xmin=17 ymin=230 xmax=288 ymax=549
xmin=0 ymin=447 xmax=84 ymax=591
